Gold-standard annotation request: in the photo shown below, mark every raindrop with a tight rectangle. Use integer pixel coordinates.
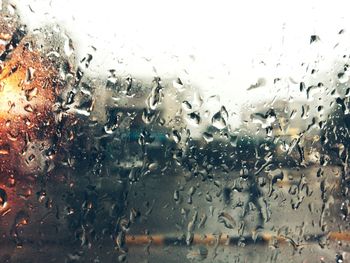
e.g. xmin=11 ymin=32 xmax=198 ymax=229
xmin=212 ymin=107 xmax=227 ymax=130
xmin=203 ymin=132 xmax=213 ymax=143
xmin=182 ymin=100 xmax=192 ymax=110
xmin=338 ymin=72 xmax=348 ymax=83
xmin=0 ymin=188 xmax=7 ymax=208
xmin=148 ymin=78 xmax=163 ymax=110
xmin=187 ymin=112 xmax=201 ymax=126
xmin=336 ymin=254 xmax=343 ymax=263
xmin=310 ymin=35 xmax=320 ymax=44
xmin=218 ymin=211 xmax=235 ymax=229
xmin=25 ymin=87 xmax=38 ymax=101
xmin=173 ymin=77 xmax=184 ymax=90
xmin=172 ymin=130 xmax=181 ymax=143
xmin=25 ymin=67 xmax=35 ymax=83
xmin=173 ymin=190 xmax=180 ymax=202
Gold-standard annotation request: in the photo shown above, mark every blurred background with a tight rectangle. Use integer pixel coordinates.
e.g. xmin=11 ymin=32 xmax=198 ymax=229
xmin=0 ymin=1 xmax=348 ymax=262
xmin=14 ymin=0 xmax=350 ymax=127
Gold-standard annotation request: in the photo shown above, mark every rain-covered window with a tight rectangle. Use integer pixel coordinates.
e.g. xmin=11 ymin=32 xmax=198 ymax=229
xmin=0 ymin=0 xmax=349 ymax=262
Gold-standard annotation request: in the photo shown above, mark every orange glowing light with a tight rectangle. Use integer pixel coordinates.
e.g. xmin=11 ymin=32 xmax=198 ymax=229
xmin=0 ymin=45 xmax=55 ymax=118
xmin=0 ymin=33 xmax=59 ymax=176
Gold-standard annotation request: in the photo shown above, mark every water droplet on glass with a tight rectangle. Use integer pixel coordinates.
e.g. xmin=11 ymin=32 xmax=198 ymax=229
xmin=0 ymin=188 xmax=7 ymax=208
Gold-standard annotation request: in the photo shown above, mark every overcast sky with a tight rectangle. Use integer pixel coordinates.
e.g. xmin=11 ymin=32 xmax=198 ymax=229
xmin=12 ymin=0 xmax=350 ymax=126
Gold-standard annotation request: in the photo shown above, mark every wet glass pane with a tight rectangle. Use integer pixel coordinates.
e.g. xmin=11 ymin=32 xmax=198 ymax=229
xmin=0 ymin=0 xmax=350 ymax=262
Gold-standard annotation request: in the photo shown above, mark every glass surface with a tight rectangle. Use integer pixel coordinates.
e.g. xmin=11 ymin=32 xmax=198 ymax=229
xmin=0 ymin=1 xmax=349 ymax=262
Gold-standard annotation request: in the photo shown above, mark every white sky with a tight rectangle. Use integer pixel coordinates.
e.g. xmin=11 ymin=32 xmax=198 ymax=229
xmin=11 ymin=0 xmax=350 ymax=126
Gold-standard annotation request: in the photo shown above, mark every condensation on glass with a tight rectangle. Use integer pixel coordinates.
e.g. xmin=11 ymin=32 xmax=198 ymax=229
xmin=0 ymin=2 xmax=348 ymax=263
